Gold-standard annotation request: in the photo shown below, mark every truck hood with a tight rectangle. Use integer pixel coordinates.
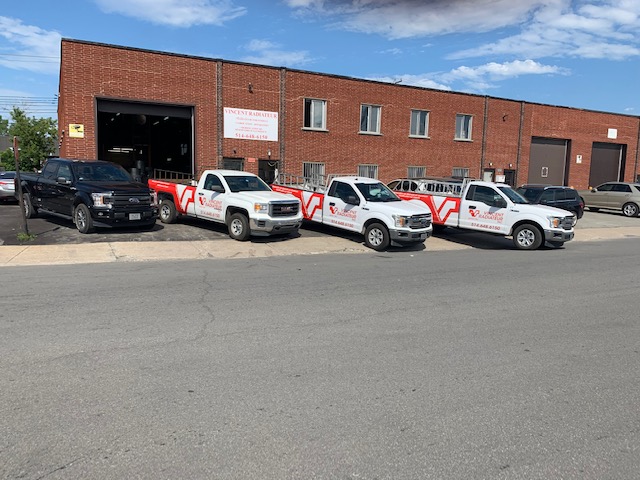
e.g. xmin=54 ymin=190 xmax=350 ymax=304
xmin=230 ymin=191 xmax=299 ymax=203
xmin=365 ymin=199 xmax=431 ymax=216
xmin=514 ymin=203 xmax=575 ymax=218
xmin=77 ymin=181 xmax=152 ymax=194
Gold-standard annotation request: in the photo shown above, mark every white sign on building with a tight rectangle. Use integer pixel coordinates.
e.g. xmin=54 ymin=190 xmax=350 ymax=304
xmin=223 ymin=108 xmax=278 ymax=141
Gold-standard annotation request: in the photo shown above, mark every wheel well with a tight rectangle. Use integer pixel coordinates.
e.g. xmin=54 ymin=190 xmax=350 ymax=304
xmin=363 ymin=218 xmax=387 ymax=233
xmin=226 ymin=206 xmax=249 ymax=221
xmin=510 ymin=220 xmax=543 ymax=237
xmin=158 ymin=192 xmax=175 ymax=203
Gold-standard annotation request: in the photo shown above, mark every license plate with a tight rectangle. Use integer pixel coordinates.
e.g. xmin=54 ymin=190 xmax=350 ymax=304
xmin=129 ymin=213 xmax=141 ymax=221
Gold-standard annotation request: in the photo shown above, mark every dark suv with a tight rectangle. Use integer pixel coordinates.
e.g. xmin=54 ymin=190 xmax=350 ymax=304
xmin=516 ymin=184 xmax=584 ymax=219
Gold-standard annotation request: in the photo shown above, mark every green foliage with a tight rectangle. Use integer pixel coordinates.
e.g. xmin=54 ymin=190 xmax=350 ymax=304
xmin=0 ymin=107 xmax=57 ymax=172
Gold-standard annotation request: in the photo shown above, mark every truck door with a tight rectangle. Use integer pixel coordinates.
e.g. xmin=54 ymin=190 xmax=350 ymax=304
xmin=324 ymin=181 xmax=361 ymax=233
xmin=36 ymin=160 xmax=62 ymax=212
xmin=194 ymin=173 xmax=225 ymax=221
xmin=459 ymin=184 xmax=509 ymax=234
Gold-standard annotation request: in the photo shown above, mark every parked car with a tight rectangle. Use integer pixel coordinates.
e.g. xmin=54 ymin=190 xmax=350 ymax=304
xmin=578 ymin=182 xmax=640 ymax=217
xmin=516 ymin=184 xmax=584 ymax=219
xmin=0 ymin=171 xmax=16 ymax=202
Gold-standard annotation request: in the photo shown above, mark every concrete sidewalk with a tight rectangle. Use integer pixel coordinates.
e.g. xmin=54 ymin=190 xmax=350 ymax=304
xmin=2 ymin=226 xmax=640 ymax=267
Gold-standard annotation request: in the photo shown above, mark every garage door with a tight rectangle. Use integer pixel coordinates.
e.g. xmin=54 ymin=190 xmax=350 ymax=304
xmin=588 ymin=143 xmax=625 ymax=187
xmin=528 ymin=137 xmax=568 ymax=185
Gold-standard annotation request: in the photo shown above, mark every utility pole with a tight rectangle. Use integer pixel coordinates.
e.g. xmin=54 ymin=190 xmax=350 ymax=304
xmin=13 ymin=136 xmax=29 ymax=236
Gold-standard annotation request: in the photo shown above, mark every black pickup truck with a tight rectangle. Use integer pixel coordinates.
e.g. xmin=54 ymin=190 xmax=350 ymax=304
xmin=19 ymin=158 xmax=158 ymax=233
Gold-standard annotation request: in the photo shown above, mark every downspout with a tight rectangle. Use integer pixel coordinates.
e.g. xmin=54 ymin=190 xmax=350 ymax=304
xmin=480 ymin=96 xmax=488 ymax=177
xmin=216 ymin=60 xmax=223 ymax=171
xmin=279 ymin=67 xmax=286 ymax=173
xmin=516 ymin=101 xmax=525 ymax=186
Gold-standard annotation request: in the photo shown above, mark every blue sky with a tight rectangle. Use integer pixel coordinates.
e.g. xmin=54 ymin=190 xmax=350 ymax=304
xmin=1 ymin=0 xmax=639 ymax=120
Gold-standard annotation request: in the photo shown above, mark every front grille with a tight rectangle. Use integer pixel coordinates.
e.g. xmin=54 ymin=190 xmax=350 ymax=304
xmin=408 ymin=214 xmax=431 ymax=229
xmin=270 ymin=201 xmax=300 ymax=217
xmin=110 ymin=194 xmax=153 ymax=210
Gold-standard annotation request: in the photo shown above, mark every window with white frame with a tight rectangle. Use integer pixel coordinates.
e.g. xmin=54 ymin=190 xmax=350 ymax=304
xmin=360 ymin=104 xmax=381 ymax=134
xmin=303 ymin=98 xmax=327 ymax=130
xmin=455 ymin=114 xmax=473 ymax=140
xmin=452 ymin=167 xmax=470 ymax=178
xmin=358 ymin=164 xmax=378 ymax=179
xmin=303 ymin=162 xmax=325 ymax=182
xmin=408 ymin=166 xmax=426 ymax=178
xmin=410 ymin=110 xmax=429 ymax=137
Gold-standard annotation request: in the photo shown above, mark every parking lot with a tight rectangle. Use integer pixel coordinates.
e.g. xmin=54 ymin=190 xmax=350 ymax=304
xmin=1 ymin=199 xmax=640 ymax=249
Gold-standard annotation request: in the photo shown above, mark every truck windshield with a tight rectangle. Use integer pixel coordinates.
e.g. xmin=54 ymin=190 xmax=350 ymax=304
xmin=72 ymin=163 xmax=132 ymax=182
xmin=356 ymin=182 xmax=400 ymax=202
xmin=497 ymin=185 xmax=528 ymax=204
xmin=224 ymin=175 xmax=271 ymax=192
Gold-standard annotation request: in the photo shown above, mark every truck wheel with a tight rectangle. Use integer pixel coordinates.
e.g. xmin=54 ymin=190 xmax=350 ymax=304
xmin=622 ymin=202 xmax=639 ymax=217
xmin=228 ymin=213 xmax=250 ymax=241
xmin=74 ymin=204 xmax=95 ymax=234
xmin=513 ymin=223 xmax=542 ymax=250
xmin=23 ymin=193 xmax=37 ymax=218
xmin=365 ymin=223 xmax=390 ymax=251
xmin=159 ymin=199 xmax=177 ymax=223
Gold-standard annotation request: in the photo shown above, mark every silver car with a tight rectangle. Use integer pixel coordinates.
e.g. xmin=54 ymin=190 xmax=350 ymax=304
xmin=0 ymin=171 xmax=16 ymax=201
xmin=578 ymin=182 xmax=640 ymax=217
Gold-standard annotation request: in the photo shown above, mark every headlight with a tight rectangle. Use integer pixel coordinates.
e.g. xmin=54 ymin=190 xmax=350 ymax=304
xmin=548 ymin=216 xmax=562 ymax=228
xmin=254 ymin=203 xmax=269 ymax=213
xmin=393 ymin=214 xmax=409 ymax=227
xmin=150 ymin=191 xmax=158 ymax=206
xmin=92 ymin=192 xmax=113 ymax=208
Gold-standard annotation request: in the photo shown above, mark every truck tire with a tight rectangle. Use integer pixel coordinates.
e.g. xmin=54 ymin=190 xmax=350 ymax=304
xmin=23 ymin=193 xmax=37 ymax=218
xmin=365 ymin=222 xmax=390 ymax=251
xmin=159 ymin=199 xmax=177 ymax=223
xmin=513 ymin=223 xmax=542 ymax=250
xmin=228 ymin=213 xmax=250 ymax=241
xmin=74 ymin=204 xmax=95 ymax=234
xmin=622 ymin=202 xmax=639 ymax=217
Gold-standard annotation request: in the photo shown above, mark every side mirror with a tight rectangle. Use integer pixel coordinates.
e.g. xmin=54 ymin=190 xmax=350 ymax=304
xmin=57 ymin=176 xmax=71 ymax=185
xmin=211 ymin=185 xmax=224 ymax=193
xmin=346 ymin=195 xmax=359 ymax=205
xmin=494 ymin=197 xmax=507 ymax=208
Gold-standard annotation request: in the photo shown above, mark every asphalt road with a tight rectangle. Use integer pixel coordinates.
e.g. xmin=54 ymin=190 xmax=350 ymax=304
xmin=1 ymin=241 xmax=640 ymax=479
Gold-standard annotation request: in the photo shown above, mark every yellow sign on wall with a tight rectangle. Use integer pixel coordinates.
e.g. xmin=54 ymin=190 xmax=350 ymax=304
xmin=69 ymin=124 xmax=84 ymax=138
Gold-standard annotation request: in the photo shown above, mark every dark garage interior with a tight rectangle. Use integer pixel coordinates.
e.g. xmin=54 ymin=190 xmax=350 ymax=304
xmin=97 ymin=100 xmax=193 ymax=182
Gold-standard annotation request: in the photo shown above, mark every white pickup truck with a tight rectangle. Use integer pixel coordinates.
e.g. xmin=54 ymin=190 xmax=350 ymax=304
xmin=388 ymin=177 xmax=576 ymax=250
xmin=271 ymin=174 xmax=432 ymax=250
xmin=149 ymin=170 xmax=303 ymax=241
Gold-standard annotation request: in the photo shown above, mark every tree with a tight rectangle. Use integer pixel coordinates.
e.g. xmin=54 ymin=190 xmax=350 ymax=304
xmin=0 ymin=107 xmax=57 ymax=172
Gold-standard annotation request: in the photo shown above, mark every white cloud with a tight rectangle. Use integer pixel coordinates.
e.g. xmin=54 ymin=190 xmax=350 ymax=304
xmin=240 ymin=39 xmax=312 ymax=67
xmin=449 ymin=0 xmax=640 ymax=61
xmin=369 ymin=59 xmax=566 ymax=92
xmin=94 ymin=0 xmax=246 ymax=27
xmin=284 ymin=0 xmax=551 ymax=38
xmin=0 ymin=16 xmax=60 ymax=74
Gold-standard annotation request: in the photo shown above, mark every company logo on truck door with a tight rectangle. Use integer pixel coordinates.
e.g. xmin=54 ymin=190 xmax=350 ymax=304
xmin=198 ymin=195 xmax=223 ymax=211
xmin=329 ymin=205 xmax=357 ymax=219
xmin=469 ymin=209 xmax=505 ymax=222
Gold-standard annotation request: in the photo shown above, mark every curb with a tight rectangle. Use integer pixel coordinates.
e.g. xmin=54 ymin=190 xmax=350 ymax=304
xmin=2 ymin=227 xmax=640 ymax=267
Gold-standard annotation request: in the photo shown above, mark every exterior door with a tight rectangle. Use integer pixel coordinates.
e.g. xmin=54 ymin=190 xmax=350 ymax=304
xmin=589 ymin=143 xmax=625 ymax=187
xmin=459 ymin=184 xmax=509 ymax=235
xmin=528 ymin=138 xmax=568 ymax=185
xmin=194 ymin=173 xmax=225 ymax=221
xmin=324 ymin=180 xmax=361 ymax=233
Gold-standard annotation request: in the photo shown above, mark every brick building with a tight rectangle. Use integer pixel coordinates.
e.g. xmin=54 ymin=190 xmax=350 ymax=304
xmin=58 ymin=38 xmax=640 ymax=189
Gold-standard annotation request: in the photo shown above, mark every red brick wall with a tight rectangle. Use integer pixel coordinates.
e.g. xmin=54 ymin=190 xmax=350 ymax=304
xmin=59 ymin=40 xmax=640 ymax=189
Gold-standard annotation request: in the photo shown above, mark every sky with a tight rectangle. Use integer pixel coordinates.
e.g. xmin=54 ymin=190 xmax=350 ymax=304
xmin=1 ymin=0 xmax=639 ymax=120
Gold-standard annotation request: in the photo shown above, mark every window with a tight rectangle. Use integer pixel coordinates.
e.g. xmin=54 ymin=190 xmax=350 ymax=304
xmin=222 ymin=158 xmax=244 ymax=171
xmin=328 ymin=181 xmax=358 ymax=203
xmin=41 ymin=161 xmax=58 ymax=180
xmin=360 ymin=104 xmax=381 ymax=134
xmin=452 ymin=167 xmax=470 ymax=178
xmin=410 ymin=110 xmax=429 ymax=137
xmin=408 ymin=166 xmax=426 ymax=178
xmin=358 ymin=164 xmax=378 ymax=179
xmin=303 ymin=98 xmax=327 ymax=130
xmin=303 ymin=162 xmax=325 ymax=183
xmin=203 ymin=174 xmax=224 ymax=191
xmin=612 ymin=184 xmax=632 ymax=193
xmin=455 ymin=114 xmax=473 ymax=140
